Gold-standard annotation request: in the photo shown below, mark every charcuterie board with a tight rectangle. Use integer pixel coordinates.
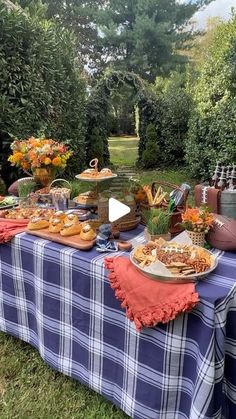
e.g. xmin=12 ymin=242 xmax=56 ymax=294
xmin=26 ymin=228 xmax=96 ymax=250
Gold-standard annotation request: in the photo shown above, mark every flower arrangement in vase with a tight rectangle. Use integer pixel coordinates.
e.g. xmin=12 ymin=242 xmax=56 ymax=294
xmin=8 ymin=137 xmax=72 ymax=187
xmin=180 ymin=206 xmax=214 ymax=247
xmin=144 ymin=208 xmax=171 ymax=241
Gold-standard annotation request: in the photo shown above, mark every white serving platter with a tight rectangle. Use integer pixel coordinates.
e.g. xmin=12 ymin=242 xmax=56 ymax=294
xmin=130 ymin=247 xmax=218 ymax=284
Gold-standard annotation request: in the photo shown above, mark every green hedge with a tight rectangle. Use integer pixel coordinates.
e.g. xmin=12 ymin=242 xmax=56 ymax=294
xmin=186 ymin=16 xmax=236 ymax=179
xmin=0 ymin=5 xmax=86 ymax=183
xmin=153 ymin=72 xmax=192 ymax=167
xmin=186 ymin=99 xmax=236 ymax=180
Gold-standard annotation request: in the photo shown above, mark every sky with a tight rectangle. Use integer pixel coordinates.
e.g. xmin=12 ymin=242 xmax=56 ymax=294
xmin=194 ymin=0 xmax=236 ymax=28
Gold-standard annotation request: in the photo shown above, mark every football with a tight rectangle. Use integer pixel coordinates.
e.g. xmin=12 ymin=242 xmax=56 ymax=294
xmin=206 ymin=214 xmax=236 ymax=251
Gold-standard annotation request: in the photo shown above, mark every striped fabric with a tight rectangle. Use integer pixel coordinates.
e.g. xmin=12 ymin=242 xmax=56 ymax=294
xmin=0 ymin=227 xmax=236 ymax=419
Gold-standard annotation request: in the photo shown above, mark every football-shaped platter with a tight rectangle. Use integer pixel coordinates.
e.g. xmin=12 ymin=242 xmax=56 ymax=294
xmin=206 ymin=214 xmax=236 ymax=251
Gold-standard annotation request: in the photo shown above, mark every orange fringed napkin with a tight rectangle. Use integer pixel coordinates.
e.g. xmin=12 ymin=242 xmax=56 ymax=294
xmin=104 ymin=257 xmax=199 ymax=332
xmin=0 ymin=219 xmax=28 ymax=243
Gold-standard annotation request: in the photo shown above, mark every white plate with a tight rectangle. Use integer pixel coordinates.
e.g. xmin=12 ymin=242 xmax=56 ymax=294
xmin=0 ymin=204 xmax=18 ymax=210
xmin=75 ymin=174 xmax=117 ymax=182
xmin=130 ymin=247 xmax=218 ymax=283
xmin=0 ymin=198 xmax=18 ymax=210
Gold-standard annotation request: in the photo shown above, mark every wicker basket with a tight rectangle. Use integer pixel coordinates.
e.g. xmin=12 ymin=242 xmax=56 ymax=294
xmin=186 ymin=230 xmax=205 ymax=247
xmin=113 ymin=217 xmax=141 ymax=232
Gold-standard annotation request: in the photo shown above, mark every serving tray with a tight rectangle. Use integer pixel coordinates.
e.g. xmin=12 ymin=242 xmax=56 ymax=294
xmin=26 ymin=228 xmax=96 ymax=250
xmin=130 ymin=247 xmax=218 ymax=284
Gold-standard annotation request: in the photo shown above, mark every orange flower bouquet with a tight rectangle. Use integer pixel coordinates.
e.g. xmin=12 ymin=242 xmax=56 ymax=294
xmin=180 ymin=206 xmax=214 ymax=234
xmin=180 ymin=206 xmax=214 ymax=247
xmin=8 ymin=137 xmax=72 ymax=186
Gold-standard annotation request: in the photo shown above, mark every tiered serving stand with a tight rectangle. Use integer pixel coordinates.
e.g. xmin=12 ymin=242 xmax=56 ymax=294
xmin=74 ymin=159 xmax=117 ymax=210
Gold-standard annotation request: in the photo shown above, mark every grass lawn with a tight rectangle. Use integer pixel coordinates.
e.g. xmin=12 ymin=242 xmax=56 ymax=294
xmin=108 ymin=135 xmax=196 ymax=198
xmin=108 ymin=136 xmax=138 ymax=166
xmin=0 ymin=333 xmax=128 ymax=419
xmin=0 ymin=137 xmax=196 ymax=418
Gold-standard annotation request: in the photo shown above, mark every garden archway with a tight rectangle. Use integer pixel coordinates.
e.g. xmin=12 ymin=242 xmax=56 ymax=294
xmin=85 ymin=71 xmax=160 ymax=167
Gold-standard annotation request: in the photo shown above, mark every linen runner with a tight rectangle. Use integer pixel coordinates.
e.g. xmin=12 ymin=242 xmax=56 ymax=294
xmin=0 ymin=227 xmax=236 ymax=419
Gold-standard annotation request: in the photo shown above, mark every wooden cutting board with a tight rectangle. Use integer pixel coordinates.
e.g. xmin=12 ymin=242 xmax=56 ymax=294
xmin=26 ymin=228 xmax=96 ymax=250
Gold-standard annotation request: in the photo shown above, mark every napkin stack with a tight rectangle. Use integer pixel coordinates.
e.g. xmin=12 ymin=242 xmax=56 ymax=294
xmin=0 ymin=220 xmax=28 ymax=243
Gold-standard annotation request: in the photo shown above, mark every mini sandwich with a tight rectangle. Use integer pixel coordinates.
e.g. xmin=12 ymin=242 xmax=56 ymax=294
xmin=60 ymin=221 xmax=82 ymax=237
xmin=99 ymin=168 xmax=113 ymax=177
xmin=49 ymin=217 xmax=64 ymax=233
xmin=80 ymin=224 xmax=96 ymax=241
xmin=28 ymin=217 xmax=49 ymax=230
xmin=64 ymin=213 xmax=79 ymax=225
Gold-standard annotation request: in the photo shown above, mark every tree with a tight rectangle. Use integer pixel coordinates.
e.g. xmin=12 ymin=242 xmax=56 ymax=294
xmin=17 ymin=0 xmax=106 ymax=73
xmin=97 ymin=0 xmax=213 ymax=81
xmin=187 ymin=17 xmax=222 ymax=65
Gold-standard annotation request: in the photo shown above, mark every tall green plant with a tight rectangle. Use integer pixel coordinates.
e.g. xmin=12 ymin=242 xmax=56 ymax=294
xmin=145 ymin=208 xmax=170 ymax=235
xmin=87 ymin=128 xmax=104 ymax=168
xmin=141 ymin=124 xmax=159 ymax=169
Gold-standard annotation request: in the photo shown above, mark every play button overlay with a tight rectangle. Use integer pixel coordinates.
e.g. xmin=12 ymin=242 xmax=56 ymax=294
xmin=108 ymin=198 xmax=130 ymax=222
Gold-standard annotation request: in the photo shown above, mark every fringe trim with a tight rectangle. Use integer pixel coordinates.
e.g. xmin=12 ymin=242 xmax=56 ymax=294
xmin=104 ymin=257 xmax=199 ymax=332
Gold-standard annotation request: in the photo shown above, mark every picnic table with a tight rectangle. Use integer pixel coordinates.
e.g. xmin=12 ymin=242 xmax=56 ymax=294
xmin=0 ymin=227 xmax=236 ymax=418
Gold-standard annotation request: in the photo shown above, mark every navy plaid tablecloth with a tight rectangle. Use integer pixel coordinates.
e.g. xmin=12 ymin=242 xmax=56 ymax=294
xmin=0 ymin=227 xmax=236 ymax=419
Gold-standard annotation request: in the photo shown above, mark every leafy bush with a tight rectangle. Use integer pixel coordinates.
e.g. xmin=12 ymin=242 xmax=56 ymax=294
xmin=153 ymin=72 xmax=192 ymax=166
xmin=0 ymin=5 xmax=86 ymax=183
xmin=141 ymin=124 xmax=160 ymax=168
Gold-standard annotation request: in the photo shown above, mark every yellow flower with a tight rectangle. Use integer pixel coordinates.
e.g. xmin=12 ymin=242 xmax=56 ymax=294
xmin=44 ymin=157 xmax=51 ymax=165
xmin=14 ymin=152 xmax=24 ymax=161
